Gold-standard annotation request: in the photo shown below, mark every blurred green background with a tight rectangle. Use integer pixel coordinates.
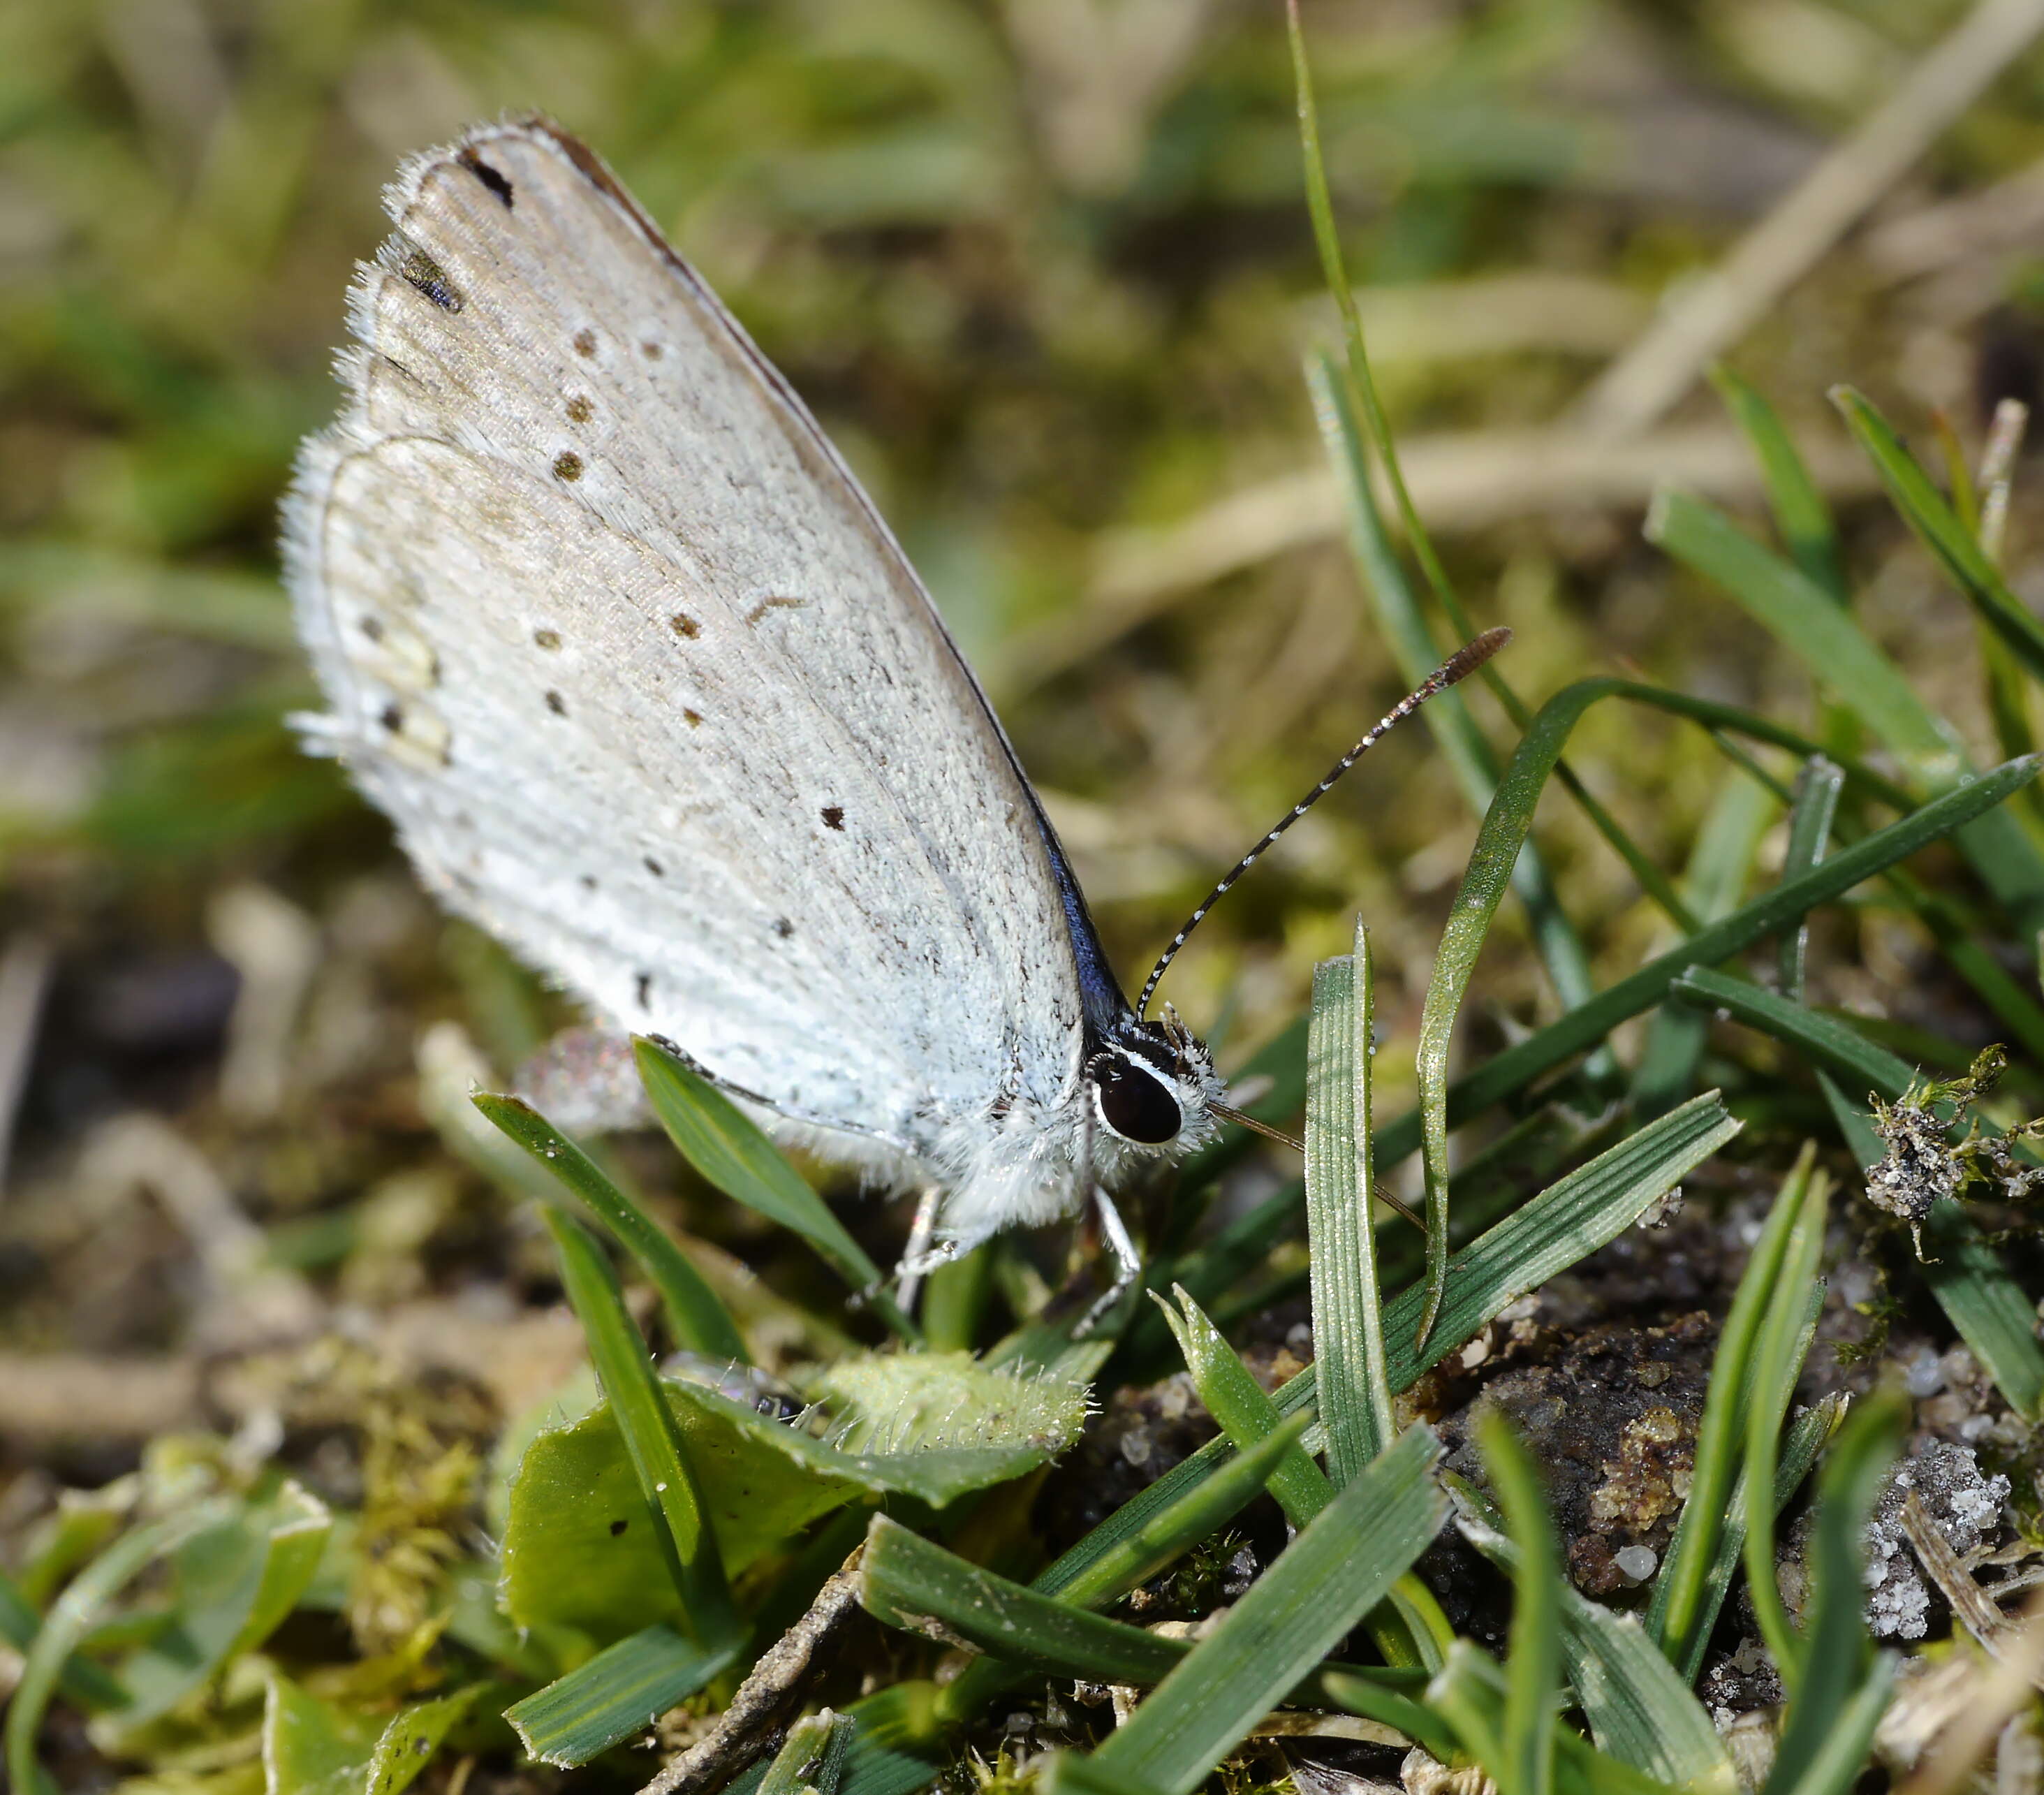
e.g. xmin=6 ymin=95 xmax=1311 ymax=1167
xmin=3 ymin=0 xmax=2043 ymax=1296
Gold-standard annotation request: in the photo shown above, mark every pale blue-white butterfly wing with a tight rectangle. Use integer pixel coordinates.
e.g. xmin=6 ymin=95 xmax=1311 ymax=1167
xmin=284 ymin=119 xmax=1091 ymax=1171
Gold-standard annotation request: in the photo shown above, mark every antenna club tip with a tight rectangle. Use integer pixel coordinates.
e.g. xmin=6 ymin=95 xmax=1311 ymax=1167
xmin=1446 ymin=626 xmax=1512 ymax=683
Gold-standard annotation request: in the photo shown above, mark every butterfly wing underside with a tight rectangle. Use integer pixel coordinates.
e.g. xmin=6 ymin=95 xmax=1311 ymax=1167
xmin=284 ymin=119 xmax=1088 ymax=1155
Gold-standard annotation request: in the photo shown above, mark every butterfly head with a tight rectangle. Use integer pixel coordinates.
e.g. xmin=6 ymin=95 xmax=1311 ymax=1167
xmin=1088 ymin=1006 xmax=1219 ymax=1149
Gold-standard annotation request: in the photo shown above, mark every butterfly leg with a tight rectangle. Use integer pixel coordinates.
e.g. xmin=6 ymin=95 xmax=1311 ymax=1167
xmin=1073 ymin=1189 xmax=1142 ymax=1338
xmin=892 ymin=1184 xmax=954 ymax=1313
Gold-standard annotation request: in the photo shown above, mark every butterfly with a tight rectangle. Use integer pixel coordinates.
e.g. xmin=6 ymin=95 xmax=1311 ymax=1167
xmin=284 ymin=117 xmax=1500 ymax=1317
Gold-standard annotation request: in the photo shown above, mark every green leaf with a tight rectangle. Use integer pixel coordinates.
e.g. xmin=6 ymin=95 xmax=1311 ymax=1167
xmin=1711 ymin=368 xmax=1848 ymax=606
xmin=1307 ymin=930 xmax=1395 ymax=1479
xmin=0 ymin=1570 xmax=126 ymax=1713
xmin=1480 ymin=1416 xmax=1559 ymax=1795
xmin=1082 ymin=1426 xmax=1447 ymax=1795
xmin=265 ymin=1672 xmax=383 ymax=1795
xmin=503 ymin=1361 xmax=1073 ymax=1640
xmin=1309 ymin=353 xmax=1620 ymax=1039
xmin=1762 ymin=1390 xmax=1907 ymax=1795
xmin=360 ymin=1687 xmax=480 ymax=1795
xmin=759 ymin=1710 xmax=851 ymax=1795
xmin=1647 ymin=488 xmax=2044 ymax=926
xmin=633 ymin=1038 xmax=920 ymax=1340
xmin=469 ymin=1092 xmax=748 ymax=1363
xmin=537 ymin=1206 xmax=737 ymax=1645
xmin=6 ymin=1504 xmax=226 ymax=1795
xmin=1628 ymin=774 xmax=1776 ymax=1118
xmin=112 ymin=1480 xmax=332 ymax=1727
xmin=504 ymin=1624 xmax=735 ymax=1769
xmin=1663 ymin=1399 xmax=1841 ymax=1687
xmin=1778 ymin=760 xmax=1846 ymax=1002
xmin=1151 ymin=1287 xmax=1331 ymax=1525
xmin=1744 ymin=1152 xmax=1830 ymax=1690
xmin=1424 ymin=1644 xmax=1679 ymax=1795
xmin=807 ymin=1350 xmax=1087 ymax=1456
xmin=1648 ymin=1152 xmax=1821 ymax=1667
xmin=1832 ymin=386 xmax=2044 ymax=687
xmin=1386 ymin=747 xmax=2041 ymax=1171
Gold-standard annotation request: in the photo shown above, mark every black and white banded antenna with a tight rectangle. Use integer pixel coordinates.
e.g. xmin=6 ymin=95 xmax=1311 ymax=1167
xmin=1135 ymin=625 xmax=1512 ymax=1020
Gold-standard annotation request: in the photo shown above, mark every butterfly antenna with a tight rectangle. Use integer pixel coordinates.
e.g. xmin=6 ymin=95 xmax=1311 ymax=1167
xmin=1136 ymin=627 xmax=1511 ymax=1018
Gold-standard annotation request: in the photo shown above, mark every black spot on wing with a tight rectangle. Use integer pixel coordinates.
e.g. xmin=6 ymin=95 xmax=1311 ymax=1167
xmin=683 ymin=708 xmax=703 ymax=728
xmin=773 ymin=918 xmax=795 ymax=939
xmin=821 ymin=805 xmax=844 ymax=830
xmin=564 ymin=395 xmax=594 ymax=424
xmin=379 ymin=702 xmax=403 ymax=733
xmin=545 ymin=690 xmax=567 ymax=716
xmin=399 ymin=248 xmax=462 ymax=312
xmin=459 ymin=150 xmax=514 ymax=207
xmin=635 ymin=972 xmax=652 ymax=1010
xmin=644 ymin=856 xmax=665 ymax=877
xmin=573 ymin=328 xmax=597 ymax=357
xmin=670 ymin=613 xmax=700 ymax=638
xmin=533 ymin=628 xmax=561 ymax=650
xmin=552 ymin=450 xmax=584 ymax=482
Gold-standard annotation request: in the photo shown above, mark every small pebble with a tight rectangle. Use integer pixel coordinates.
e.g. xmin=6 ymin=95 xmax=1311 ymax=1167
xmin=1615 ymin=1544 xmax=1658 ymax=1583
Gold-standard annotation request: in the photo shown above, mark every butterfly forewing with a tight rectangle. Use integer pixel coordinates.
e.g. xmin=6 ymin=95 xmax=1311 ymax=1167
xmin=286 ymin=119 xmax=1087 ymax=1152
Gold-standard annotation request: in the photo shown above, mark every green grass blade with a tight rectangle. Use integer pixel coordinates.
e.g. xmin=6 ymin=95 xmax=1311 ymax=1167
xmin=0 ymin=1570 xmax=128 ymax=1713
xmin=1309 ymin=351 xmax=1648 ymax=1010
xmin=471 ymin=1092 xmax=747 ymax=1363
xmin=1742 ymin=1152 xmax=1830 ymax=1690
xmin=532 ymin=1205 xmax=736 ymax=1644
xmin=1628 ymin=775 xmax=1775 ymax=1118
xmin=1765 ymin=1656 xmax=1899 ymax=1795
xmin=6 ymin=1505 xmax=225 ymax=1795
xmin=633 ymin=1037 xmax=920 ymax=1341
xmin=1666 ymin=1398 xmax=1841 ymax=1687
xmin=1762 ymin=1389 xmax=1906 ymax=1795
xmin=1647 ymin=1149 xmax=1817 ymax=1664
xmin=1480 ymin=1416 xmax=1559 ymax=1795
xmin=1648 ymin=486 xmax=2044 ymax=928
xmin=1451 ymin=1481 xmax=1735 ymax=1790
xmin=862 ymin=1512 xmax=1206 ymax=1685
xmin=1307 ymin=930 xmax=1395 ymax=1479
xmin=1151 ymin=1286 xmax=1332 ymax=1525
xmin=1832 ymin=386 xmax=2044 ymax=686
xmin=759 ymin=1709 xmax=851 ymax=1795
xmin=932 ymin=1409 xmax=1334 ymax=1729
xmin=1779 ymin=759 xmax=1846 ymax=1000
xmin=505 ymin=1624 xmax=735 ymax=1768
xmin=1711 ymin=368 xmax=1848 ymax=605
xmin=1084 ymin=1425 xmax=1447 ymax=1795
xmin=1385 ymin=751 xmax=2041 ymax=1169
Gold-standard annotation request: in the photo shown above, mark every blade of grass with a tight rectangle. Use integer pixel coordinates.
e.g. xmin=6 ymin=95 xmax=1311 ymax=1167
xmin=1742 ymin=1151 xmax=1830 ymax=1692
xmin=1647 ymin=1149 xmax=1821 ymax=1666
xmin=1711 ymin=368 xmax=1849 ymax=606
xmin=0 ymin=1569 xmax=128 ymax=1713
xmin=1309 ymin=349 xmax=1664 ymax=1000
xmin=1450 ymin=1480 xmax=1735 ymax=1791
xmin=1393 ymin=749 xmax=2041 ymax=1182
xmin=6 ymin=1505 xmax=227 ymax=1795
xmin=528 ymin=1201 xmax=736 ymax=1646
xmin=1629 ymin=774 xmax=1777 ymax=1118
xmin=471 ymin=1092 xmax=747 ymax=1363
xmin=1648 ymin=487 xmax=2044 ymax=930
xmin=1307 ymin=930 xmax=1395 ymax=1479
xmin=505 ymin=1625 xmax=734 ymax=1768
xmin=1082 ymin=1424 xmax=1447 ymax=1795
xmin=633 ymin=1038 xmax=920 ymax=1342
xmin=1780 ymin=759 xmax=1846 ymax=1000
xmin=759 ymin=1710 xmax=850 ymax=1795
xmin=1480 ymin=1416 xmax=1559 ymax=1795
xmin=1669 ymin=1398 xmax=1842 ymax=1687
xmin=1832 ymin=386 xmax=2044 ymax=689
xmin=1762 ymin=1388 xmax=1907 ymax=1795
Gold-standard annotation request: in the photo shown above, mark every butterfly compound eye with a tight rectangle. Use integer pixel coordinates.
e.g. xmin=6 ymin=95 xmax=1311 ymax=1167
xmin=1093 ymin=1053 xmax=1184 ymax=1145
